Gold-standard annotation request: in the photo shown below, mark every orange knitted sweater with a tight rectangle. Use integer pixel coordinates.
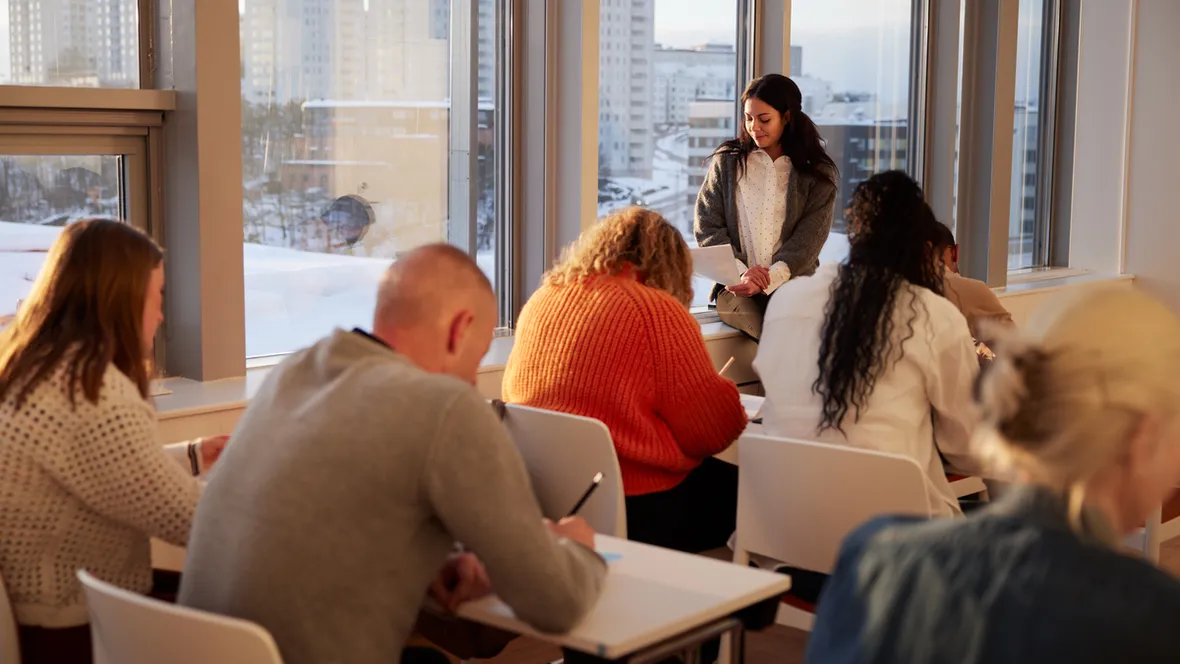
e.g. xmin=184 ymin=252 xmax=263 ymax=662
xmin=503 ymin=272 xmax=747 ymax=496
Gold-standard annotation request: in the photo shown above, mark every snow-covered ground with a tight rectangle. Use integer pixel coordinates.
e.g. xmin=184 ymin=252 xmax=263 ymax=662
xmin=0 ymin=221 xmax=496 ymax=357
xmin=2 ymin=222 xmax=846 ymax=357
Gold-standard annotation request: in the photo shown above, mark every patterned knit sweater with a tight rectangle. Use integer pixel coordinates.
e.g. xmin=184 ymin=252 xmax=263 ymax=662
xmin=0 ymin=361 xmax=203 ymax=628
xmin=503 ymin=272 xmax=748 ymax=495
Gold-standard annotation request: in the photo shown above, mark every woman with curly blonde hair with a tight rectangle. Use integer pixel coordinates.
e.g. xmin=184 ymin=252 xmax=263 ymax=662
xmin=504 ymin=208 xmax=747 ymax=553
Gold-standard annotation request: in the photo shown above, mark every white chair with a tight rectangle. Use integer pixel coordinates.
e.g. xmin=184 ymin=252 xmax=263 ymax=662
xmin=501 ymin=404 xmax=628 ymax=538
xmin=77 ymin=570 xmax=283 ymax=664
xmin=1125 ymin=504 xmax=1163 ymax=563
xmin=1 ymin=569 xmax=20 ymax=664
xmin=732 ymin=433 xmax=935 ymax=630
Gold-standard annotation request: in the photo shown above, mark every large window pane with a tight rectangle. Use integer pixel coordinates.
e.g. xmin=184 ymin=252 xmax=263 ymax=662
xmin=0 ymin=155 xmax=123 ymax=321
xmin=791 ymin=0 xmax=915 ymax=264
xmin=240 ymin=0 xmax=497 ymax=358
xmin=598 ymin=0 xmax=739 ymax=309
xmin=476 ymin=0 xmax=496 ymax=292
xmin=1009 ymin=0 xmax=1045 ymax=270
xmin=1 ymin=1 xmax=140 ymax=88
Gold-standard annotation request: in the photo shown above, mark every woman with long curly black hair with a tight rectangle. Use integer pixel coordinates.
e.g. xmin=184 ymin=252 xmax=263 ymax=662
xmin=753 ymin=171 xmax=981 ymax=517
xmin=694 ymin=74 xmax=839 ymax=340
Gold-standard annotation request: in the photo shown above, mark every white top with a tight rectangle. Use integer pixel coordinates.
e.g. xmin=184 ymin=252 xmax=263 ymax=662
xmin=456 ymin=535 xmax=790 ymax=659
xmin=0 ymin=361 xmax=202 ymax=627
xmin=753 ymin=263 xmax=981 ymax=517
xmin=735 ymin=150 xmax=792 ymax=294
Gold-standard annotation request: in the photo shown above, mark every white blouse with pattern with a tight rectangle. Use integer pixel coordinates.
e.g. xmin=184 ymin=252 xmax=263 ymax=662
xmin=734 ymin=149 xmax=793 ymax=295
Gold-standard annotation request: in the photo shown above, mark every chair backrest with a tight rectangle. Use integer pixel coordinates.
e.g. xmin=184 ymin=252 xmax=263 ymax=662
xmin=735 ymin=433 xmax=932 ymax=574
xmin=0 ymin=569 xmax=20 ymax=664
xmin=77 ymin=570 xmax=283 ymax=664
xmin=501 ymin=404 xmax=627 ymax=538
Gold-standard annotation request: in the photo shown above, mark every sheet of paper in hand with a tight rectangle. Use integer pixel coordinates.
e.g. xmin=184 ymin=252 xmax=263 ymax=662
xmin=690 ymin=244 xmax=741 ymax=287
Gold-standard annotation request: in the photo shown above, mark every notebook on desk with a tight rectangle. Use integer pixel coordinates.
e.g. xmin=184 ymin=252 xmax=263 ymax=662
xmin=740 ymin=394 xmax=764 ymax=420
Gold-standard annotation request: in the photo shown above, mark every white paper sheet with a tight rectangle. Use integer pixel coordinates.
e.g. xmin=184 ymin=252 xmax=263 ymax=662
xmin=739 ymin=394 xmax=765 ymax=420
xmin=689 ymin=244 xmax=741 ymax=287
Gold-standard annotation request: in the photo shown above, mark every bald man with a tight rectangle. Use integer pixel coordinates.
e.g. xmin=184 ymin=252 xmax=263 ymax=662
xmin=178 ymin=245 xmax=607 ymax=664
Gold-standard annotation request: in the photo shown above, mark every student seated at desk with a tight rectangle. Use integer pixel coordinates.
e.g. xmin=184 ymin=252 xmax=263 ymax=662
xmin=807 ymin=288 xmax=1180 ymax=664
xmin=932 ymin=221 xmax=1015 ymax=344
xmin=178 ymin=245 xmax=606 ymax=664
xmin=755 ymin=171 xmax=981 ymax=519
xmin=0 ymin=220 xmax=227 ymax=664
xmin=503 ymin=208 xmax=748 ymax=554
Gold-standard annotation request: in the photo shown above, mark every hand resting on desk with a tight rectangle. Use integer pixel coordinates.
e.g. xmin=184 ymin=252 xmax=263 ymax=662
xmin=431 ymin=552 xmax=493 ymax=613
xmin=431 ymin=516 xmax=598 ymax=614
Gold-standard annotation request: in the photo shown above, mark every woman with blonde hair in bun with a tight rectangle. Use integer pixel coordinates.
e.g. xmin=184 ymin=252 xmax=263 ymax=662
xmin=805 ymin=287 xmax=1180 ymax=664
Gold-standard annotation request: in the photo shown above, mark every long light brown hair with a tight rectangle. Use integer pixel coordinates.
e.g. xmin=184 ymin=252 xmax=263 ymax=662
xmin=0 ymin=219 xmax=163 ymax=409
xmin=545 ymin=207 xmax=694 ymax=307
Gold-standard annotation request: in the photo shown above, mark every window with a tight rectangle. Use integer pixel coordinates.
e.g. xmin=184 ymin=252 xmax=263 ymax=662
xmin=1009 ymin=0 xmax=1047 ymax=270
xmin=598 ymin=0 xmax=748 ymax=310
xmin=791 ymin=0 xmax=916 ymax=268
xmin=238 ymin=0 xmax=501 ymax=358
xmin=1 ymin=0 xmax=141 ymax=88
xmin=1 ymin=137 xmax=149 ymax=324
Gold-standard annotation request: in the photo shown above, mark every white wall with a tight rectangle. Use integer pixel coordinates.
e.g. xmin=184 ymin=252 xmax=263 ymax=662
xmin=1069 ymin=0 xmax=1135 ymax=276
xmin=1123 ymin=0 xmax=1180 ymax=312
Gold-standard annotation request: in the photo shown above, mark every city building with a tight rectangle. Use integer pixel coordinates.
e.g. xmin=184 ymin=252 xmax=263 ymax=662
xmin=241 ymin=0 xmax=448 ymax=105
xmin=652 ymin=44 xmax=735 ymax=127
xmin=819 ymin=120 xmax=908 ymax=231
xmin=599 ymin=0 xmax=655 ymax=178
xmin=1009 ymin=103 xmax=1039 ymax=264
xmin=426 ymin=0 xmax=498 ymax=102
xmin=7 ymin=0 xmax=139 ymax=88
xmin=685 ymin=99 xmax=735 ymax=206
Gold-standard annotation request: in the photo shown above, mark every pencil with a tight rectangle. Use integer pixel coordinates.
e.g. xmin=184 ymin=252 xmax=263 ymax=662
xmin=719 ymin=357 xmax=735 ymax=377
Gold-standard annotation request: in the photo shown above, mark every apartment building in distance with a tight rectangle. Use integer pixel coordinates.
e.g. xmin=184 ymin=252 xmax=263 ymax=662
xmin=7 ymin=0 xmax=139 ymax=88
xmin=599 ymin=0 xmax=655 ymax=178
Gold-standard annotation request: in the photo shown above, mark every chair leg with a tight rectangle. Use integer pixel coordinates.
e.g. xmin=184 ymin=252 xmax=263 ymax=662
xmin=775 ymin=604 xmax=815 ymax=632
xmin=732 ymin=547 xmax=750 ymax=567
xmin=1145 ymin=504 xmax=1163 ymax=564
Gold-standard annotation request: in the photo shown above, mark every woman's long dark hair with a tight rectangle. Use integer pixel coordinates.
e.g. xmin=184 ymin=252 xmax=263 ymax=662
xmin=711 ymin=74 xmax=838 ymax=187
xmin=814 ymin=171 xmax=945 ymax=433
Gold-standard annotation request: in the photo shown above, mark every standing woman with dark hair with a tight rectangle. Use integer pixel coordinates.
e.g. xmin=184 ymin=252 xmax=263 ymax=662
xmin=694 ymin=74 xmax=839 ymax=340
xmin=0 ymin=220 xmax=227 ymax=664
xmin=754 ymin=171 xmax=981 ymax=518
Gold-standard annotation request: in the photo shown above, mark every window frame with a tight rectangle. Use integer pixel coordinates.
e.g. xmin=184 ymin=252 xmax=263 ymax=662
xmin=0 ymin=110 xmax=169 ymax=365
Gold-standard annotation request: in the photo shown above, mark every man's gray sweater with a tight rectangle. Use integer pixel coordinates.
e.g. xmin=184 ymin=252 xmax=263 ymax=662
xmin=178 ymin=330 xmax=606 ymax=664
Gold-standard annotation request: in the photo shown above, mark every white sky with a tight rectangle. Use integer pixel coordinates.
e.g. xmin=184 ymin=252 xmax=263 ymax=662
xmin=2 ymin=0 xmax=1042 ymax=100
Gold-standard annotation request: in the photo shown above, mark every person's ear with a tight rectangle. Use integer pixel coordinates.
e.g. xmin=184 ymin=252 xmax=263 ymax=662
xmin=1126 ymin=413 xmax=1163 ymax=475
xmin=446 ymin=309 xmax=476 ymax=356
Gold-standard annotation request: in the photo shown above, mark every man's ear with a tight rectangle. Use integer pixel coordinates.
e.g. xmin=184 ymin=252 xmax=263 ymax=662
xmin=446 ymin=309 xmax=476 ymax=355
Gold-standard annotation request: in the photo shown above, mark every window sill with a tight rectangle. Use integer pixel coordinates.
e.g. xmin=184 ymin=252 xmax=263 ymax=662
xmin=0 ymin=86 xmax=177 ymax=112
xmin=154 ymin=272 xmax=1132 ymax=422
xmin=156 ymin=319 xmax=751 ymax=420
xmin=997 ymin=269 xmax=1132 ymax=295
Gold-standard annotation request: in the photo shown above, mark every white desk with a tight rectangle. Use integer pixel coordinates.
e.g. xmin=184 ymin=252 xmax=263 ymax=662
xmin=714 ymin=421 xmax=761 ymax=466
xmin=456 ymin=534 xmax=790 ymax=661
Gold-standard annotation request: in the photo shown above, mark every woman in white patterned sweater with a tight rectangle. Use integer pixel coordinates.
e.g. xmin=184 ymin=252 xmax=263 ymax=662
xmin=0 ymin=219 xmax=227 ymax=664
